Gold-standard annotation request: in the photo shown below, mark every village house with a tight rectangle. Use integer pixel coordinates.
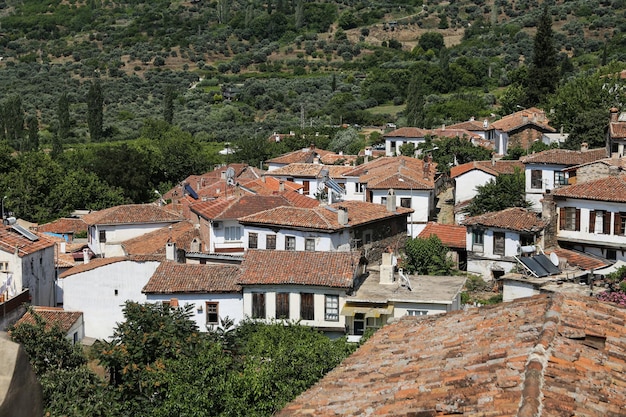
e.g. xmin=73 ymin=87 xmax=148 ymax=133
xmin=417 ymin=222 xmax=467 ymax=270
xmin=121 ymin=220 xmax=203 ymax=261
xmin=521 ymin=146 xmax=607 ymax=210
xmin=447 ymin=117 xmax=496 ymax=142
xmin=490 ymin=107 xmax=556 ymax=155
xmin=238 ymin=199 xmax=412 ymax=255
xmin=142 ymin=262 xmax=243 ymax=331
xmin=608 ymin=106 xmax=626 ymax=157
xmin=265 ymin=145 xmax=356 ymax=171
xmin=35 ymin=217 xmax=87 ymax=244
xmin=462 ymin=207 xmax=547 ymax=280
xmin=14 ymin=306 xmax=85 ymax=345
xmin=264 ymin=163 xmax=352 ymax=200
xmin=237 ymin=249 xmax=366 ymax=338
xmin=277 ymin=293 xmax=626 ymax=416
xmin=383 ymin=127 xmax=430 ymax=156
xmin=83 ymin=204 xmax=185 ymax=258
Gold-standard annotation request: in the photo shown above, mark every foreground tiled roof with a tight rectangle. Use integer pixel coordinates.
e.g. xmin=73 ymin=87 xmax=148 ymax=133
xmin=239 ymin=201 xmax=412 ymax=231
xmin=278 ymin=293 xmax=626 ymax=416
xmin=142 ymin=262 xmax=240 ymax=294
xmin=491 ymin=107 xmax=556 ymax=133
xmin=548 ymin=248 xmax=608 ymax=271
xmin=14 ymin=307 xmax=82 ymax=334
xmin=450 ymin=160 xmax=524 ymax=179
xmin=82 ymin=204 xmax=184 ymax=226
xmin=122 ymin=221 xmax=201 ymax=256
xmin=0 ymin=226 xmax=55 ymax=257
xmin=462 ymin=207 xmax=546 ymax=232
xmin=36 ymin=217 xmax=88 ymax=235
xmin=418 ymin=222 xmax=466 ymax=249
xmin=552 ymin=174 xmax=626 ymax=203
xmin=238 ymin=250 xmax=361 ymax=288
xmin=521 ymin=148 xmax=607 ymax=166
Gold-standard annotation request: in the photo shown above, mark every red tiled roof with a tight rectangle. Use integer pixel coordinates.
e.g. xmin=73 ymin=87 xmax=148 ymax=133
xmin=343 ymin=156 xmax=436 ymax=190
xmin=450 ymin=160 xmax=524 ymax=179
xmin=491 ymin=107 xmax=556 ymax=133
xmin=58 ymin=255 xmax=161 ymax=278
xmin=239 ymin=200 xmax=412 ymax=231
xmin=462 ymin=207 xmax=546 ymax=232
xmin=241 ymin=177 xmax=302 ymax=194
xmin=190 ymin=194 xmax=306 ymax=220
xmin=447 ymin=119 xmax=494 ymax=131
xmin=142 ymin=262 xmax=240 ymax=294
xmin=418 ymin=222 xmax=466 ymax=249
xmin=14 ymin=307 xmax=82 ymax=334
xmin=384 ymin=127 xmax=430 ymax=138
xmin=36 ymin=218 xmax=88 ymax=234
xmin=265 ymin=147 xmax=338 ymax=165
xmin=0 ymin=226 xmax=55 ymax=257
xmin=609 ymin=117 xmax=626 ymax=139
xmin=122 ymin=221 xmax=201 ymax=256
xmin=277 ymin=293 xmax=626 ymax=416
xmin=82 ymin=204 xmax=184 ymax=226
xmin=548 ymin=248 xmax=608 ymax=271
xmin=238 ymin=249 xmax=361 ymax=287
xmin=266 ymin=163 xmax=352 ymax=178
xmin=521 ymin=148 xmax=607 ymax=165
xmin=552 ymin=174 xmax=626 ymax=203
xmin=428 ymin=127 xmax=482 ymax=140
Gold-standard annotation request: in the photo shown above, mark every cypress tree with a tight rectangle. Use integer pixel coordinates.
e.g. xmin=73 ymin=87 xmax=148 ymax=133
xmin=525 ymin=5 xmax=558 ymax=107
xmin=405 ymin=76 xmax=425 ymax=127
xmin=57 ymin=92 xmax=71 ymax=140
xmin=163 ymin=86 xmax=176 ymax=125
xmin=87 ymin=80 xmax=104 ymax=142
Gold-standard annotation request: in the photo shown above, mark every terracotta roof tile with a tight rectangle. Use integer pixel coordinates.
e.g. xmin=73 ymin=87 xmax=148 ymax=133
xmin=58 ymin=255 xmax=160 ymax=278
xmin=450 ymin=160 xmax=524 ymax=179
xmin=266 ymin=163 xmax=352 ymax=178
xmin=241 ymin=177 xmax=302 ymax=194
xmin=36 ymin=218 xmax=88 ymax=235
xmin=548 ymin=248 xmax=608 ymax=271
xmin=418 ymin=222 xmax=466 ymax=249
xmin=384 ymin=127 xmax=430 ymax=138
xmin=552 ymin=174 xmax=626 ymax=202
xmin=266 ymin=147 xmax=338 ymax=165
xmin=238 ymin=249 xmax=361 ymax=288
xmin=428 ymin=127 xmax=482 ymax=140
xmin=122 ymin=221 xmax=201 ymax=256
xmin=447 ymin=119 xmax=494 ymax=131
xmin=82 ymin=204 xmax=184 ymax=226
xmin=343 ymin=156 xmax=436 ymax=190
xmin=14 ymin=307 xmax=83 ymax=334
xmin=521 ymin=148 xmax=607 ymax=165
xmin=0 ymin=225 xmax=55 ymax=257
xmin=491 ymin=107 xmax=556 ymax=133
xmin=609 ymin=118 xmax=626 ymax=139
xmin=277 ymin=293 xmax=626 ymax=416
xmin=462 ymin=207 xmax=546 ymax=232
xmin=190 ymin=194 xmax=310 ymax=220
xmin=239 ymin=200 xmax=412 ymax=231
xmin=142 ymin=262 xmax=240 ymax=294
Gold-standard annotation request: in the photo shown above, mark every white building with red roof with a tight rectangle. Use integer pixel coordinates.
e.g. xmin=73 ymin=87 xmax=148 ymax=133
xmin=490 ymin=107 xmax=556 ymax=155
xmin=265 ymin=145 xmax=356 ymax=171
xmin=264 ymin=163 xmax=352 ymax=200
xmin=14 ymin=306 xmax=84 ymax=344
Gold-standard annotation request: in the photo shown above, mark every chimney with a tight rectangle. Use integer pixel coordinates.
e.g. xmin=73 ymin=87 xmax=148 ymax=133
xmin=197 ymin=180 xmax=201 ymax=190
xmin=522 ymin=114 xmax=529 ymax=123
xmin=581 ymin=142 xmax=588 ymax=152
xmin=491 ymin=153 xmax=496 ymax=166
xmin=610 ymin=107 xmax=619 ymax=123
xmin=59 ymin=241 xmax=66 ymax=254
xmin=337 ymin=206 xmax=348 ymax=225
xmin=279 ymin=181 xmax=285 ymax=192
xmin=379 ymin=251 xmax=395 ymax=284
xmin=541 ymin=189 xmax=557 ymax=249
xmin=386 ymin=189 xmax=396 ymax=212
xmin=82 ymin=248 xmax=90 ymax=264
xmin=166 ymin=241 xmax=177 ymax=261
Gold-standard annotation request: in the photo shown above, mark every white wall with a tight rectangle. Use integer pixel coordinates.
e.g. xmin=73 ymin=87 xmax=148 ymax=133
xmin=385 ymin=138 xmax=426 ymax=156
xmin=370 ymin=189 xmax=431 ymax=237
xmin=0 ymin=246 xmax=56 ymax=307
xmin=211 ymin=219 xmax=245 ymax=253
xmin=146 ymin=293 xmax=243 ymax=331
xmin=454 ymin=171 xmax=495 ymax=205
xmin=60 ymin=260 xmax=161 ymax=340
xmin=242 ymin=285 xmax=346 ymax=330
xmin=243 ymin=225 xmax=350 ymax=252
xmin=89 ymin=223 xmax=176 ymax=256
xmin=392 ymin=302 xmax=451 ymax=316
xmin=502 ymin=280 xmax=538 ymax=302
xmin=525 ymin=164 xmax=566 ymax=211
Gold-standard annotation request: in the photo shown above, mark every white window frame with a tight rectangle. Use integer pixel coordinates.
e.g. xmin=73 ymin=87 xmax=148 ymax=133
xmin=224 ymin=226 xmax=242 ymax=241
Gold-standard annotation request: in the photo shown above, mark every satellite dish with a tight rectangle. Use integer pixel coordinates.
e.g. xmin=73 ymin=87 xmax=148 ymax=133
xmin=225 ymin=167 xmax=235 ymax=185
xmin=550 ymin=252 xmax=559 ymax=266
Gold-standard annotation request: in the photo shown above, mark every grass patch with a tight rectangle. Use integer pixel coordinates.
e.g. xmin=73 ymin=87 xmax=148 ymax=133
xmin=366 ymin=103 xmax=405 ymax=116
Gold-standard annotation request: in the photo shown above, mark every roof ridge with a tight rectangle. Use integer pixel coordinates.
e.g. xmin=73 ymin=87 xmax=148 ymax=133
xmin=518 ymin=294 xmax=563 ymax=417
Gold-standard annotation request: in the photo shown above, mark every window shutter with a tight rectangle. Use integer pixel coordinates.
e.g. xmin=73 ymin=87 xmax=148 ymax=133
xmin=589 ymin=211 xmax=595 ymax=233
xmin=604 ymin=212 xmax=611 ymax=235
xmin=616 ymin=213 xmax=623 ymax=235
xmin=559 ymin=207 xmax=566 ymax=230
xmin=575 ymin=209 xmax=581 ymax=231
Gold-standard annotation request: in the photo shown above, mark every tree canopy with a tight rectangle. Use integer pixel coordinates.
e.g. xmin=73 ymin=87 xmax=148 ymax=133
xmin=465 ymin=168 xmax=531 ymax=217
xmin=402 ymin=235 xmax=455 ymax=275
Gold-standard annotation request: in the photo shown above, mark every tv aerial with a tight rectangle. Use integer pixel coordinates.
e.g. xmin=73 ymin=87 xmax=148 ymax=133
xmin=225 ymin=167 xmax=236 ymax=186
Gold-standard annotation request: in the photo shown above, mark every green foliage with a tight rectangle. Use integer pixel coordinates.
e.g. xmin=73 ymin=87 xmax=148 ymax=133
xmin=405 ymin=76 xmax=425 ymax=127
xmin=87 ymin=80 xmax=104 ymax=142
xmin=419 ymin=32 xmax=445 ymax=52
xmin=418 ymin=136 xmax=492 ymax=175
xmin=465 ymin=168 xmax=531 ymax=216
xmin=329 ymin=127 xmax=363 ymax=154
xmin=524 ymin=5 xmax=558 ymax=106
xmin=402 ymin=235 xmax=455 ymax=275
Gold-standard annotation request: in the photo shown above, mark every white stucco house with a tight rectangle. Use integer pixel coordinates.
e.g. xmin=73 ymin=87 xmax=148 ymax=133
xmin=489 ymin=107 xmax=556 ymax=156
xmin=462 ymin=207 xmax=547 ymax=280
xmin=14 ymin=306 xmax=85 ymax=345
xmin=383 ymin=127 xmax=429 ymax=156
xmin=142 ymin=261 xmax=243 ymax=331
xmin=521 ymin=147 xmax=607 ymax=211
xmin=58 ymin=256 xmax=161 ymax=340
xmin=238 ymin=249 xmax=367 ymax=337
xmin=83 ymin=204 xmax=185 ymax=258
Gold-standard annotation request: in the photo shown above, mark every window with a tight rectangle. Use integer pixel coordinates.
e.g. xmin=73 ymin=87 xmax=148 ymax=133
xmin=607 ymin=249 xmax=617 ymax=260
xmin=276 ymin=293 xmax=290 ymax=319
xmin=206 ymin=302 xmax=219 ymax=325
xmin=381 ymin=197 xmax=387 ymax=205
xmin=554 ymin=171 xmax=567 ymax=186
xmin=472 ymin=229 xmax=484 ymax=252
xmin=285 ymin=236 xmax=296 ymax=251
xmin=560 ymin=207 xmax=580 ymax=231
xmin=531 ymin=170 xmax=543 ymax=189
xmin=325 ymin=295 xmax=339 ymax=321
xmin=356 ymin=183 xmax=366 ymax=193
xmin=305 ymin=238 xmax=315 ymax=252
xmin=225 ymin=226 xmax=242 ymax=241
xmin=407 ymin=310 xmax=428 ymax=316
xmin=493 ymin=232 xmax=505 ymax=256
xmin=248 ymin=232 xmax=258 ymax=249
xmin=252 ymin=293 xmax=265 ymax=319
xmin=99 ymin=230 xmax=106 ymax=243
xmin=300 ymin=293 xmax=314 ymax=320
xmin=0 ymin=262 xmax=8 ymax=271
xmin=302 ymin=181 xmax=310 ymax=194
xmin=266 ymin=234 xmax=276 ymax=250
xmin=589 ymin=211 xmax=610 ymax=234
xmin=366 ymin=317 xmax=383 ymax=331
xmin=353 ymin=313 xmax=365 ymax=335
xmin=73 ymin=332 xmax=78 ymax=345
xmin=400 ymin=198 xmax=411 ymax=208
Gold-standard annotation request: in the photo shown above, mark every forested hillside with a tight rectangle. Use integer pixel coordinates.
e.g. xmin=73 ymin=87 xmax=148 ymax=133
xmin=0 ymin=0 xmax=624 ymax=222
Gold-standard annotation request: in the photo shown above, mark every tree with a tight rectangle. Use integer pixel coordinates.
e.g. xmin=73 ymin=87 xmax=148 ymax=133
xmin=405 ymin=76 xmax=425 ymax=127
xmin=87 ymin=79 xmax=104 ymax=142
xmin=162 ymin=86 xmax=176 ymax=125
xmin=524 ymin=5 xmax=558 ymax=106
xmin=402 ymin=235 xmax=455 ymax=275
xmin=2 ymin=95 xmax=25 ymax=150
xmin=329 ymin=127 xmax=363 ymax=154
xmin=57 ymin=92 xmax=71 ymax=140
xmin=26 ymin=115 xmax=39 ymax=151
xmin=417 ymin=136 xmax=492 ymax=175
xmin=418 ymin=32 xmax=445 ymax=53
xmin=465 ymin=169 xmax=531 ymax=216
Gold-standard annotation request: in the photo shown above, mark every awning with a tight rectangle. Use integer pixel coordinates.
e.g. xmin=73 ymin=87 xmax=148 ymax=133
xmin=341 ymin=305 xmax=394 ymax=318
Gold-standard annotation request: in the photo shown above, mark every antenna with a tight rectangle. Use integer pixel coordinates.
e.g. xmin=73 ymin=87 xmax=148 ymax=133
xmin=398 ymin=268 xmax=412 ymax=291
xmin=225 ymin=167 xmax=236 ymax=186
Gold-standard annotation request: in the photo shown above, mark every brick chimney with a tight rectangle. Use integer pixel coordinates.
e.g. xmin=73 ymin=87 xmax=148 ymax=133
xmin=541 ymin=190 xmax=557 ymax=249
